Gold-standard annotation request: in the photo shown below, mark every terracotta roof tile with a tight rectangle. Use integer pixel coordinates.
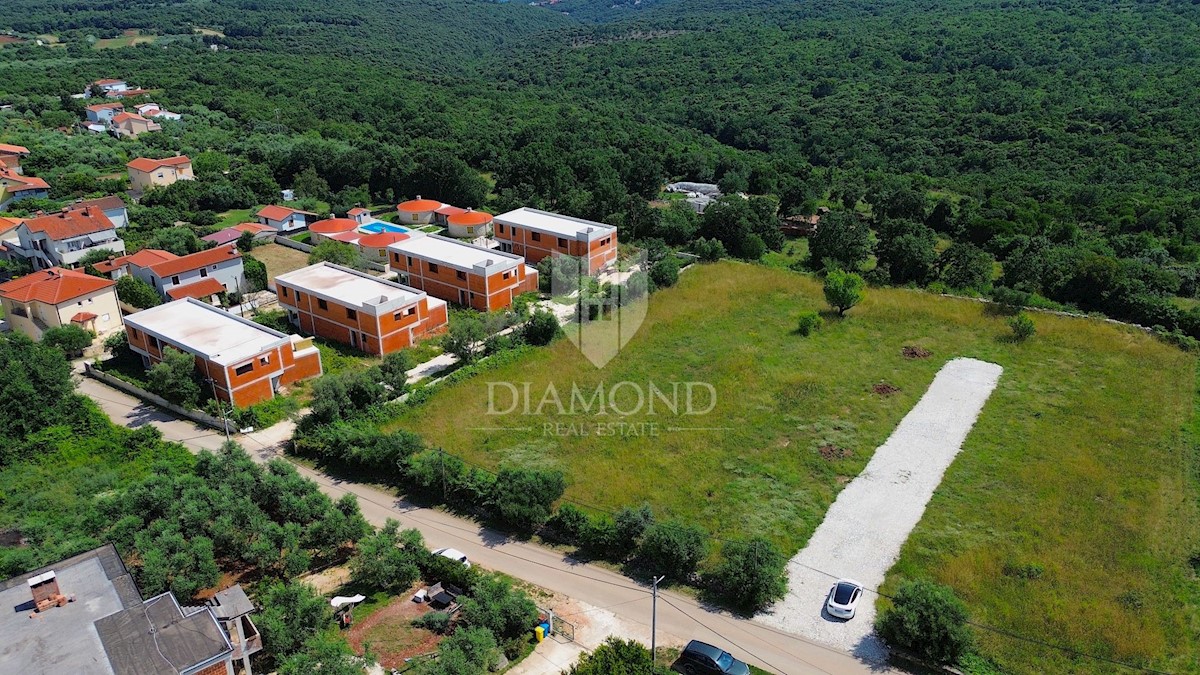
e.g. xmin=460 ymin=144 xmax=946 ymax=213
xmin=0 ymin=267 xmax=115 ymax=305
xmin=71 ymin=311 xmax=98 ymax=323
xmin=328 ymin=231 xmax=363 ymax=244
xmin=166 ymin=277 xmax=225 ymax=300
xmin=148 ymin=244 xmax=240 ymax=278
xmin=126 ymin=156 xmax=190 ymax=173
xmin=435 ymin=205 xmax=467 ymax=216
xmin=22 ymin=207 xmax=114 ymax=240
xmin=256 ymin=204 xmax=316 ymax=221
xmin=0 ymin=144 xmax=30 ymax=155
xmin=86 ymin=102 xmax=125 ymax=112
xmin=95 ymin=248 xmax=178 ymax=274
xmin=398 ymin=198 xmax=443 ymax=213
xmin=357 ymin=232 xmax=409 ymax=247
xmin=309 ymin=218 xmax=358 ymax=235
xmin=448 ymin=210 xmax=493 ymax=226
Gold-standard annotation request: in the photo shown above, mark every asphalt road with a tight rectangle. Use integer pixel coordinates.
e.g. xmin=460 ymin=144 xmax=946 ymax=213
xmin=76 ymin=374 xmax=896 ymax=675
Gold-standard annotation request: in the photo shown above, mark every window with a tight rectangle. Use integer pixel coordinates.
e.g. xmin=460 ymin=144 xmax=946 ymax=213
xmin=199 ymin=267 xmax=207 ymax=278
xmin=346 ymin=308 xmax=357 ymax=320
xmin=130 ymin=328 xmax=140 ymax=339
xmin=259 ymin=354 xmax=270 ymax=366
xmin=211 ymin=265 xmax=217 ymax=270
xmin=392 ymin=252 xmax=400 ymax=264
xmin=411 ymin=214 xmax=418 ymax=222
xmin=502 ymin=271 xmax=511 ymax=280
xmin=234 ymin=362 xmax=253 ymax=376
xmin=498 ymin=224 xmax=505 ymax=234
xmin=428 ymin=262 xmax=439 ymax=273
xmin=531 ymin=232 xmax=541 ymax=242
xmin=317 ymin=299 xmax=328 ymax=310
xmin=456 ymin=270 xmax=466 ymax=281
xmin=171 ymin=275 xmax=180 ymax=285
xmin=406 ymin=256 xmax=413 ymax=266
xmin=406 ymin=307 xmax=416 ymax=316
xmin=558 ymin=237 xmax=567 ymax=247
xmin=280 ymin=287 xmax=289 ymax=298
xmin=149 ymin=336 xmax=160 ymax=350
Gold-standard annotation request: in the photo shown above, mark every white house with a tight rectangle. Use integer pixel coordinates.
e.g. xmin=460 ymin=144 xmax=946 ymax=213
xmin=85 ymin=79 xmax=128 ymax=98
xmin=128 ymin=244 xmax=246 ymax=301
xmin=12 ymin=206 xmax=125 ymax=270
xmin=256 ymin=204 xmax=317 ymax=232
xmin=71 ymin=195 xmax=129 ymax=229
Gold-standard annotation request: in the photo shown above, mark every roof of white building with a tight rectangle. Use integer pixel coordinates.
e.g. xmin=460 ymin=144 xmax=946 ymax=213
xmin=493 ymin=207 xmax=616 ymax=239
xmin=276 ymin=262 xmax=426 ymax=312
xmin=124 ymin=298 xmax=288 ymax=366
xmin=389 ymin=233 xmax=521 ymax=272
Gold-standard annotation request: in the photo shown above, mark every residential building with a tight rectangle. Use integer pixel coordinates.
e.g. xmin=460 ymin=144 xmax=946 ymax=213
xmin=111 ymin=111 xmax=162 ymax=139
xmin=387 ymin=232 xmax=538 ymax=311
xmin=308 ymin=217 xmax=359 ymax=244
xmin=85 ymin=78 xmax=128 ymax=97
xmin=126 ymin=156 xmax=194 ymax=191
xmin=0 ymin=143 xmax=30 ymax=174
xmin=445 ymin=209 xmax=493 ymax=239
xmin=347 ymin=206 xmax=372 ymax=226
xmin=0 ymin=544 xmax=258 ymax=675
xmin=0 ymin=166 xmax=49 ymax=210
xmin=0 ymin=266 xmax=121 ymax=340
xmin=276 ymin=262 xmax=448 ymax=355
xmin=494 ymin=207 xmax=618 ymax=273
xmin=93 ymin=248 xmax=178 ymax=280
xmin=434 ymin=204 xmax=467 ymax=226
xmin=85 ymin=101 xmax=125 ymax=123
xmin=255 ymin=204 xmax=317 ymax=232
xmin=357 ymin=231 xmax=408 ymax=264
xmin=134 ymin=102 xmax=182 ymax=120
xmin=71 ymin=194 xmax=129 ymax=228
xmin=12 ymin=206 xmax=125 ymax=269
xmin=201 ymin=222 xmax=274 ymax=246
xmin=125 ymin=298 xmax=322 ymax=407
xmin=396 ymin=196 xmax=443 ymax=225
xmin=0 ymin=216 xmax=22 ymax=254
xmin=128 ymin=244 xmax=245 ymax=301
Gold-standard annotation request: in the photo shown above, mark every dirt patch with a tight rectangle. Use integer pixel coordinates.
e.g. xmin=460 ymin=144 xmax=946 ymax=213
xmin=347 ymin=584 xmax=444 ymax=669
xmin=299 ymin=565 xmax=350 ymax=595
xmin=902 ymin=345 xmax=932 ymax=359
xmin=251 ymin=242 xmax=312 ymax=282
xmin=0 ymin=36 xmax=24 ymax=45
xmin=818 ymin=445 xmax=853 ymax=460
xmin=872 ymin=383 xmax=900 ymax=396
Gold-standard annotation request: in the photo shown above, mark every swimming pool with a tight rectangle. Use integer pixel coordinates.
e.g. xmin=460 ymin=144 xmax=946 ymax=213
xmin=358 ymin=222 xmax=411 ymax=235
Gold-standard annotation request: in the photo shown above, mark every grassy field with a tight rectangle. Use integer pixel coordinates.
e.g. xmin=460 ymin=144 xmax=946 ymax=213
xmin=251 ymin=242 xmax=310 ymax=283
xmin=384 ymin=261 xmax=1198 ymax=673
xmin=93 ymin=29 xmax=159 ymax=49
xmin=214 ymin=208 xmax=255 ymax=229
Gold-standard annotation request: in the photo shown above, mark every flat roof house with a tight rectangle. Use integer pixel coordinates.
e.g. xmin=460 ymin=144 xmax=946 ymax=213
xmin=12 ymin=205 xmax=126 ymax=269
xmin=125 ymin=298 xmax=322 ymax=408
xmin=127 ymin=244 xmax=245 ymax=302
xmin=0 ymin=267 xmax=122 ymax=340
xmin=276 ymin=262 xmax=448 ymax=355
xmin=0 ymin=544 xmax=259 ymax=675
xmin=256 ymin=205 xmax=317 ymax=232
xmin=493 ymin=207 xmax=618 ymax=273
xmin=127 ymin=156 xmax=193 ymax=192
xmin=387 ymin=232 xmax=538 ymax=311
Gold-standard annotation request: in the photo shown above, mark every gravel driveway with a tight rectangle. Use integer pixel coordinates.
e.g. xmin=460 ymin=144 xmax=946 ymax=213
xmin=756 ymin=357 xmax=1003 ymax=662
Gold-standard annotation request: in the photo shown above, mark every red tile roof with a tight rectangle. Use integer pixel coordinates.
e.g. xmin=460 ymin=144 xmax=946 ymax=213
xmin=328 ymin=231 xmax=363 ymax=244
xmin=86 ymin=102 xmax=125 ymax=112
xmin=148 ymin=244 xmax=240 ymax=278
xmin=1 ymin=167 xmax=50 ymax=191
xmin=0 ymin=144 xmax=30 ymax=155
xmin=94 ymin=79 xmax=125 ymax=86
xmin=111 ymin=112 xmax=148 ymax=124
xmin=357 ymin=232 xmax=409 ymax=248
xmin=232 ymin=222 xmax=272 ymax=234
xmin=256 ymin=204 xmax=315 ymax=221
xmin=111 ymin=89 xmax=150 ymax=98
xmin=94 ymin=248 xmax=178 ymax=274
xmin=398 ymin=198 xmax=442 ymax=213
xmin=0 ymin=267 xmax=115 ymax=305
xmin=71 ymin=311 xmax=98 ymax=323
xmin=0 ymin=216 xmax=22 ymax=235
xmin=347 ymin=207 xmax=370 ymax=216
xmin=70 ymin=195 xmax=125 ymax=212
xmin=201 ymin=229 xmax=242 ymax=245
xmin=435 ymin=205 xmax=467 ymax=216
xmin=167 ymin=277 xmax=225 ymax=300
xmin=309 ymin=218 xmax=358 ymax=235
xmin=448 ymin=210 xmax=493 ymax=226
xmin=22 ymin=207 xmax=114 ymax=240
xmin=126 ymin=156 xmax=190 ymax=173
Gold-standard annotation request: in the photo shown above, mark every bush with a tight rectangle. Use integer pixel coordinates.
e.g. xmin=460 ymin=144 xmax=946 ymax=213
xmin=521 ymin=309 xmax=561 ymax=346
xmin=613 ymin=504 xmax=655 ymax=553
xmin=379 ymin=350 xmax=413 ymax=396
xmin=146 ymin=347 xmax=201 ymax=407
xmin=689 ymin=237 xmax=727 ymax=262
xmin=242 ymin=254 xmax=268 ymax=292
xmin=350 ymin=519 xmax=422 ymax=592
xmin=989 ymin=286 xmax=1029 ymax=314
xmin=308 ymin=239 xmax=367 ymax=270
xmin=875 ymin=579 xmax=973 ymax=665
xmin=412 ymin=610 xmax=452 ymax=635
xmin=116 ymin=275 xmax=162 ymax=309
xmin=545 ymin=504 xmax=590 ymax=543
xmin=796 ymin=310 xmax=823 ymax=336
xmin=1008 ymin=312 xmax=1036 ymax=341
xmin=490 ymin=466 xmax=566 ymax=530
xmin=42 ymin=324 xmax=94 ymax=354
xmin=636 ymin=520 xmax=709 ymax=581
xmin=649 ymin=255 xmax=680 ymax=288
xmin=458 ymin=576 xmax=539 ymax=642
xmin=707 ymin=537 xmax=788 ymax=612
xmin=823 ymin=269 xmax=866 ymax=316
xmin=567 ymin=637 xmax=673 ymax=675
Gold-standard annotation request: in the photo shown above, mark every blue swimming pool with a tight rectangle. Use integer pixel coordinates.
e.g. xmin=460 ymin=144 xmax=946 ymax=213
xmin=358 ymin=222 xmax=411 ymax=234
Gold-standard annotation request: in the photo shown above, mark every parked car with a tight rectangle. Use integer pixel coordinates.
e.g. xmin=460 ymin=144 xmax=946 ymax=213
xmin=826 ymin=578 xmax=864 ymax=619
xmin=432 ymin=547 xmax=471 ymax=568
xmin=673 ymin=640 xmax=751 ymax=675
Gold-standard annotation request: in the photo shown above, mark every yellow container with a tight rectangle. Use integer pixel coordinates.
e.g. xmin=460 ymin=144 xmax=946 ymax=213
xmin=535 ymin=625 xmax=545 ymax=642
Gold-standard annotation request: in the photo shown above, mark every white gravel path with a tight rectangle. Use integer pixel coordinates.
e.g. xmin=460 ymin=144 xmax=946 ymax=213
xmin=756 ymin=357 xmax=1003 ymax=663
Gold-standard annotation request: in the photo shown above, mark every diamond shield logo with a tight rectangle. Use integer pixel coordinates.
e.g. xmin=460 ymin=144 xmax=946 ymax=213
xmin=549 ymin=249 xmax=648 ymax=368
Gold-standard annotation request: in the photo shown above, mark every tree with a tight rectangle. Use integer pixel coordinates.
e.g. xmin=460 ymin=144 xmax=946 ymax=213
xmin=707 ymin=537 xmax=788 ymax=612
xmin=308 ymin=240 xmax=367 ymax=270
xmin=458 ymin=575 xmax=538 ymax=641
xmin=490 ymin=467 xmax=566 ymax=529
xmin=308 ymin=370 xmax=387 ymax=425
xmin=568 ymin=637 xmax=673 ymax=675
xmin=875 ymin=580 xmax=973 ymax=665
xmin=148 ymin=227 xmax=206 ymax=256
xmin=1008 ymin=312 xmax=1036 ymax=342
xmin=876 ymin=220 xmax=937 ymax=285
xmin=636 ymin=520 xmax=708 ymax=581
xmin=256 ymin=581 xmax=333 ymax=660
xmin=279 ymin=632 xmax=363 ymax=675
xmin=146 ymin=347 xmax=201 ymax=407
xmin=443 ymin=312 xmax=486 ymax=364
xmin=613 ymin=504 xmax=655 ymax=553
xmin=807 ymin=211 xmax=872 ymax=271
xmin=77 ymin=248 xmax=119 ymax=276
xmin=938 ymin=242 xmax=994 ymax=291
xmin=697 ymin=195 xmax=782 ymax=260
xmin=689 ymin=237 xmax=727 ymax=262
xmin=116 ymin=276 xmax=162 ymax=309
xmin=379 ymin=350 xmax=413 ymax=396
xmin=237 ymin=230 xmax=257 ymax=252
xmin=437 ymin=627 xmax=499 ymax=672
xmin=521 ymin=309 xmax=561 ymax=346
xmin=292 ymin=167 xmax=330 ymax=201
xmin=823 ymin=269 xmax=866 ymax=316
xmin=350 ymin=518 xmax=421 ymax=592
xmin=42 ymin=325 xmax=94 ymax=354
xmin=649 ymin=256 xmax=680 ymax=288
xmin=242 ymin=254 xmax=268 ymax=292
xmin=0 ymin=333 xmax=85 ymax=463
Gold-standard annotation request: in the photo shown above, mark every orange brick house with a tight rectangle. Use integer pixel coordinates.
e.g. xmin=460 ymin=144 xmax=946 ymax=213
xmin=124 ymin=298 xmax=322 ymax=408
xmin=275 ymin=262 xmax=448 ymax=355
xmin=493 ymin=207 xmax=618 ymax=273
xmin=386 ymin=232 xmax=538 ymax=311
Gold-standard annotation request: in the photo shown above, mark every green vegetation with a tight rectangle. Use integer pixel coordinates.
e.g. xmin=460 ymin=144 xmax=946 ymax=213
xmin=876 ymin=580 xmax=974 ymax=666
xmin=567 ymin=637 xmax=673 ymax=675
xmin=823 ymin=269 xmax=866 ymax=316
xmin=41 ymin=324 xmax=93 ymax=354
xmin=115 ymin=275 xmax=161 ymax=308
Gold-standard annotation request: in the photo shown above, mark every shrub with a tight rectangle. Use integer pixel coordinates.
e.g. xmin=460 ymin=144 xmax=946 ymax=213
xmin=242 ymin=254 xmax=268 ymax=292
xmin=989 ymin=286 xmax=1029 ymax=314
xmin=42 ymin=324 xmax=94 ymax=354
xmin=349 ymin=519 xmax=423 ymax=592
xmin=103 ymin=330 xmax=128 ymax=352
xmin=875 ymin=579 xmax=973 ymax=665
xmin=521 ymin=309 xmax=561 ymax=346
xmin=567 ymin=637 xmax=673 ymax=675
xmin=545 ymin=504 xmax=590 ymax=543
xmin=613 ymin=504 xmax=655 ymax=553
xmin=649 ymin=255 xmax=680 ymax=288
xmin=490 ymin=466 xmax=566 ymax=530
xmin=689 ymin=237 xmax=727 ymax=262
xmin=379 ymin=350 xmax=413 ymax=396
xmin=1008 ymin=312 xmax=1036 ymax=341
xmin=412 ymin=610 xmax=452 ymax=635
xmin=146 ymin=347 xmax=201 ymax=407
xmin=823 ymin=269 xmax=866 ymax=316
xmin=458 ymin=576 xmax=538 ymax=641
xmin=796 ymin=310 xmax=823 ymax=336
xmin=707 ymin=537 xmax=788 ymax=612
xmin=308 ymin=239 xmax=367 ymax=270
xmin=116 ymin=275 xmax=162 ymax=309
xmin=636 ymin=520 xmax=709 ymax=581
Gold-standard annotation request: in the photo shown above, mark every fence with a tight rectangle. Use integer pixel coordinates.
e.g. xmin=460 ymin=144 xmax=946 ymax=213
xmin=83 ymin=362 xmax=236 ymax=435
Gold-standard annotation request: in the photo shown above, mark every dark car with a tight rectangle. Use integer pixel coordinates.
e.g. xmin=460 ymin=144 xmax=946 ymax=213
xmin=673 ymin=639 xmax=751 ymax=675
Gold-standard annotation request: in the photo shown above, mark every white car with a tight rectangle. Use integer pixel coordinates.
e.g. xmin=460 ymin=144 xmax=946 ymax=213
xmin=826 ymin=579 xmax=863 ymax=619
xmin=433 ymin=547 xmax=471 ymax=568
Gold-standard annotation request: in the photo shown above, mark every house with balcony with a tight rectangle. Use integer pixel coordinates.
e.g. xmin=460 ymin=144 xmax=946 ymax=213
xmin=134 ymin=102 xmax=182 ymax=121
xmin=494 ymin=207 xmax=618 ymax=273
xmin=0 ymin=143 xmax=30 ymax=174
xmin=0 ymin=167 xmax=49 ymax=210
xmin=0 ymin=266 xmax=121 ymax=340
xmin=11 ymin=206 xmax=125 ymax=270
xmin=70 ymin=194 xmax=129 ymax=228
xmin=85 ymin=101 xmax=125 ymax=124
xmin=255 ymin=204 xmax=317 ymax=232
xmin=92 ymin=248 xmax=178 ymax=280
xmin=111 ymin=111 xmax=162 ymax=139
xmin=126 ymin=155 xmax=193 ymax=192
xmin=387 ymin=231 xmax=538 ymax=311
xmin=124 ymin=298 xmax=323 ymax=407
xmin=275 ymin=262 xmax=448 ymax=355
xmin=127 ymin=244 xmax=245 ymax=302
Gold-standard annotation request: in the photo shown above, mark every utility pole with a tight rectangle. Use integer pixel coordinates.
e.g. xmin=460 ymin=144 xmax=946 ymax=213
xmin=209 ymin=377 xmax=231 ymax=442
xmin=651 ymin=574 xmax=665 ymax=666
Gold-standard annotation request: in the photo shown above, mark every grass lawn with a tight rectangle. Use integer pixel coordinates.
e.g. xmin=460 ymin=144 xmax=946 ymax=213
xmin=214 ymin=208 xmax=255 ymax=229
xmin=94 ymin=29 xmax=159 ymax=49
xmin=383 ymin=261 xmax=1198 ymax=673
xmin=251 ymin=242 xmax=311 ymax=283
xmin=760 ymin=238 xmax=808 ymax=270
